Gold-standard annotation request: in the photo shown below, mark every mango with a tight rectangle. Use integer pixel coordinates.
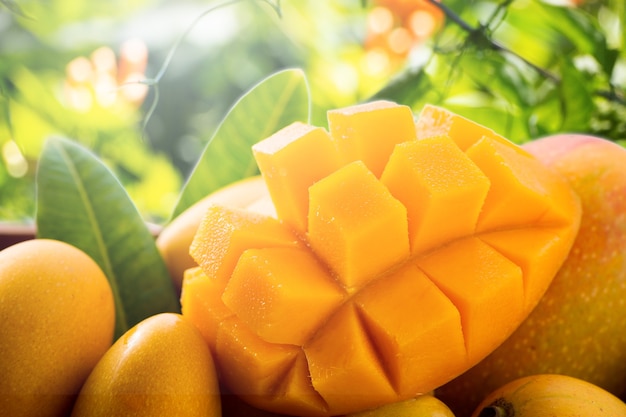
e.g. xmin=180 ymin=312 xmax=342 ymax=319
xmin=181 ymin=102 xmax=581 ymax=416
xmin=470 ymin=374 xmax=626 ymax=417
xmin=71 ymin=313 xmax=221 ymax=417
xmin=0 ymin=239 xmax=115 ymax=417
xmin=437 ymin=134 xmax=626 ymax=415
xmin=156 ymin=175 xmax=273 ymax=292
xmin=344 ymin=395 xmax=456 ymax=417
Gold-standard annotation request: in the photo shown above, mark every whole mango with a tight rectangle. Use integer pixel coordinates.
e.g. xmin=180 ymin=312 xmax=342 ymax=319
xmin=0 ymin=238 xmax=115 ymax=417
xmin=70 ymin=312 xmax=221 ymax=417
xmin=471 ymin=374 xmax=626 ymax=417
xmin=345 ymin=395 xmax=456 ymax=417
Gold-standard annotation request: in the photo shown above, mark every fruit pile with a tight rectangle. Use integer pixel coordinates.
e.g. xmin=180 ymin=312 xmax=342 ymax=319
xmin=2 ymin=101 xmax=626 ymax=417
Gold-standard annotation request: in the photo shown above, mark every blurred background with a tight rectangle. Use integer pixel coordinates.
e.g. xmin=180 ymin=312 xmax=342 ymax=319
xmin=1 ymin=0 xmax=623 ymax=223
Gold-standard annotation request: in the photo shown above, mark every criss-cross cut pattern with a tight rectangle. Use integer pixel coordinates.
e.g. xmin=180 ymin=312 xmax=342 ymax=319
xmin=181 ymin=101 xmax=582 ymax=417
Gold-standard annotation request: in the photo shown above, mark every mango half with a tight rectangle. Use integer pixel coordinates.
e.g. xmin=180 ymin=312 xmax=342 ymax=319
xmin=181 ymin=101 xmax=581 ymax=417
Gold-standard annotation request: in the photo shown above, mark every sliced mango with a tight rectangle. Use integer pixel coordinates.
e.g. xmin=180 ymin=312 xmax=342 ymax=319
xmin=381 ymin=135 xmax=491 ymax=253
xmin=252 ymin=122 xmax=342 ymax=234
xmin=415 ymin=104 xmax=511 ymax=151
xmin=222 ymin=246 xmax=345 ymax=345
xmin=181 ymin=101 xmax=582 ymax=416
xmin=180 ymin=266 xmax=232 ymax=347
xmin=327 ymin=100 xmax=417 ymax=177
xmin=189 ymin=204 xmax=302 ymax=288
xmin=479 ymin=227 xmax=576 ymax=311
xmin=307 ymin=160 xmax=410 ymax=290
xmin=466 ymin=136 xmax=553 ymax=231
xmin=415 ymin=237 xmax=524 ymax=363
xmin=351 ymin=263 xmax=467 ymax=398
xmin=304 ymin=303 xmax=398 ymax=415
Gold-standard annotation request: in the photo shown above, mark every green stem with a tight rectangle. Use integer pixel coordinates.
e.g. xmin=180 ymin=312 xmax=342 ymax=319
xmin=124 ymin=0 xmax=282 ymax=133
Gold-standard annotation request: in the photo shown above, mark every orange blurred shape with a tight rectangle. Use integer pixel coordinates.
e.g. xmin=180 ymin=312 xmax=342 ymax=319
xmin=387 ymin=26 xmax=413 ymax=55
xmin=376 ymin=0 xmax=444 ymax=20
xmin=409 ymin=8 xmax=440 ymax=38
xmin=117 ymin=38 xmax=149 ymax=105
xmin=91 ymin=46 xmax=117 ymax=79
xmin=365 ymin=0 xmax=445 ymax=52
xmin=118 ymin=38 xmax=148 ymax=84
xmin=66 ymin=56 xmax=94 ymax=86
xmin=367 ymin=6 xmax=395 ymax=35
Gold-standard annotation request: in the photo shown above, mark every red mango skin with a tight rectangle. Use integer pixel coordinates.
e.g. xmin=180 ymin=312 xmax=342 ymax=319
xmin=436 ymin=134 xmax=626 ymax=417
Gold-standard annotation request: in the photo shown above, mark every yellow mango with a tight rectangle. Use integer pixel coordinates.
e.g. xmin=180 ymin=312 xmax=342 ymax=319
xmin=157 ymin=175 xmax=273 ymax=292
xmin=470 ymin=374 xmax=626 ymax=417
xmin=381 ymin=135 xmax=490 ymax=253
xmin=327 ymin=100 xmax=417 ymax=177
xmin=415 ymin=104 xmax=509 ymax=151
xmin=70 ymin=313 xmax=221 ymax=417
xmin=252 ymin=122 xmax=342 ymax=234
xmin=189 ymin=204 xmax=301 ymax=288
xmin=0 ymin=239 xmax=115 ymax=417
xmin=182 ymin=101 xmax=581 ymax=416
xmin=307 ymin=160 xmax=410 ymax=290
xmin=344 ymin=395 xmax=456 ymax=417
xmin=222 ymin=246 xmax=345 ymax=345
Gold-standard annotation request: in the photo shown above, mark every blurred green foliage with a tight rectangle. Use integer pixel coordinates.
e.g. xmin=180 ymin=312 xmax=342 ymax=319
xmin=374 ymin=0 xmax=626 ymax=143
xmin=1 ymin=0 xmax=625 ymax=224
xmin=0 ymin=0 xmax=373 ymax=223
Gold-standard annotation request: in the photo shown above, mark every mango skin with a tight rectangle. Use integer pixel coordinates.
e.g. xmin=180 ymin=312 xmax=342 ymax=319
xmin=437 ymin=135 xmax=626 ymax=415
xmin=70 ymin=313 xmax=221 ymax=417
xmin=470 ymin=374 xmax=626 ymax=417
xmin=156 ymin=175 xmax=273 ymax=292
xmin=344 ymin=395 xmax=456 ymax=417
xmin=0 ymin=239 xmax=115 ymax=417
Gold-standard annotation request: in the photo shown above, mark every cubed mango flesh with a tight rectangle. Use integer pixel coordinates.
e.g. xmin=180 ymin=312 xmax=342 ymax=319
xmin=381 ymin=135 xmax=491 ymax=253
xmin=327 ymin=100 xmax=417 ymax=177
xmin=252 ymin=122 xmax=343 ymax=234
xmin=307 ymin=160 xmax=410 ymax=290
xmin=181 ymin=101 xmax=582 ymax=416
xmin=222 ymin=246 xmax=345 ymax=345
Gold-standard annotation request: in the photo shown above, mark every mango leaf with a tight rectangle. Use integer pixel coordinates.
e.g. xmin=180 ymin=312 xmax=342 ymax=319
xmin=36 ymin=137 xmax=180 ymax=340
xmin=545 ymin=3 xmax=615 ymax=74
xmin=558 ymin=59 xmax=595 ymax=133
xmin=0 ymin=0 xmax=32 ymax=19
xmin=371 ymin=65 xmax=436 ymax=105
xmin=171 ymin=68 xmax=310 ymax=219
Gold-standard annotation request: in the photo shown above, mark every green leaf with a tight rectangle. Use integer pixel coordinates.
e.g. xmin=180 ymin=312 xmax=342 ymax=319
xmin=370 ymin=65 xmax=436 ymax=105
xmin=171 ymin=68 xmax=310 ymax=219
xmin=0 ymin=0 xmax=32 ymax=19
xmin=558 ymin=60 xmax=595 ymax=133
xmin=0 ymin=83 xmax=12 ymax=139
xmin=36 ymin=137 xmax=180 ymax=340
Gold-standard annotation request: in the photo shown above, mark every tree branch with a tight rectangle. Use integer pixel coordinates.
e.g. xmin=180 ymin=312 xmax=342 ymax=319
xmin=424 ymin=0 xmax=560 ymax=83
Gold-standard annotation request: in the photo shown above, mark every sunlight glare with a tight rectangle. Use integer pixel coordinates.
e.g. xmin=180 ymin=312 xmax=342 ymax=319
xmin=120 ymin=72 xmax=149 ymax=103
xmin=367 ymin=7 xmax=394 ymax=35
xmin=409 ymin=9 xmax=437 ymax=38
xmin=330 ymin=63 xmax=359 ymax=96
xmin=362 ymin=48 xmax=390 ymax=76
xmin=94 ymin=73 xmax=118 ymax=107
xmin=2 ymin=140 xmax=28 ymax=178
xmin=64 ymin=84 xmax=93 ymax=112
xmin=66 ymin=56 xmax=93 ymax=84
xmin=388 ymin=27 xmax=413 ymax=55
xmin=91 ymin=46 xmax=117 ymax=76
